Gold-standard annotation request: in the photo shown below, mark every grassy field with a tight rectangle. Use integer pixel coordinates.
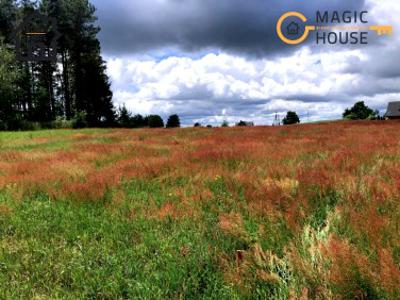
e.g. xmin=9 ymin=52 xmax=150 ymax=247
xmin=0 ymin=122 xmax=399 ymax=299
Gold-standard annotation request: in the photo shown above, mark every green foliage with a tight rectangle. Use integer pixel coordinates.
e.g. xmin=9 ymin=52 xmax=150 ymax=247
xmin=221 ymin=120 xmax=229 ymax=127
xmin=116 ymin=106 xmax=149 ymax=129
xmin=131 ymin=114 xmax=146 ymax=128
xmin=72 ymin=112 xmax=88 ymax=129
xmin=236 ymin=120 xmax=254 ymax=127
xmin=308 ymin=190 xmax=339 ymax=230
xmin=0 ymin=0 xmax=17 ymax=43
xmin=282 ymin=111 xmax=300 ymax=125
xmin=145 ymin=115 xmax=165 ymax=128
xmin=194 ymin=122 xmax=202 ymax=127
xmin=117 ymin=105 xmax=132 ymax=127
xmin=343 ymin=101 xmax=378 ymax=120
xmin=166 ymin=114 xmax=181 ymax=128
xmin=0 ymin=0 xmax=116 ymax=130
xmin=49 ymin=117 xmax=73 ymax=129
xmin=0 ymin=38 xmax=19 ymax=126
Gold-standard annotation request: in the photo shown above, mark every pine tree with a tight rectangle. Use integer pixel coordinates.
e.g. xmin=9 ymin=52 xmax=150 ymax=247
xmin=62 ymin=0 xmax=115 ymax=126
xmin=117 ymin=105 xmax=131 ymax=127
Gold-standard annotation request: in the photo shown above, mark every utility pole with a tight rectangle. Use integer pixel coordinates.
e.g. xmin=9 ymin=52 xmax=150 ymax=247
xmin=273 ymin=113 xmax=281 ymax=126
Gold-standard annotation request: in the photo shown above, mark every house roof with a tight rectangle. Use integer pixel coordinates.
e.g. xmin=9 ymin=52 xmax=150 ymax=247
xmin=385 ymin=101 xmax=400 ymax=117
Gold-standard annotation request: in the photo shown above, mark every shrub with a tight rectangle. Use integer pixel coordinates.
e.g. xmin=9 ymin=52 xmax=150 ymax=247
xmin=236 ymin=120 xmax=254 ymax=127
xmin=4 ymin=119 xmax=42 ymax=131
xmin=221 ymin=120 xmax=229 ymax=127
xmin=52 ymin=117 xmax=73 ymax=129
xmin=72 ymin=112 xmax=88 ymax=129
xmin=343 ymin=101 xmax=378 ymax=120
xmin=283 ymin=112 xmax=300 ymax=125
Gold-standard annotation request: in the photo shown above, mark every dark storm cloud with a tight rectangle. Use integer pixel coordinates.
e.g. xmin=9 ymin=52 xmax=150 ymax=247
xmin=92 ymin=0 xmax=366 ymax=57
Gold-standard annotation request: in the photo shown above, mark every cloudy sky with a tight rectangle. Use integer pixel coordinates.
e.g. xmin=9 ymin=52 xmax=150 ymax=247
xmin=92 ymin=0 xmax=400 ymax=125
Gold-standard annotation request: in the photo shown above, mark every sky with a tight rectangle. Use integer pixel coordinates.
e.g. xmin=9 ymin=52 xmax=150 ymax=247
xmin=92 ymin=0 xmax=400 ymax=126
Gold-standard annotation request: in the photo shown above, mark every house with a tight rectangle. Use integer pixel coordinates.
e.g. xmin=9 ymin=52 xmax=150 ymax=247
xmin=287 ymin=22 xmax=299 ymax=35
xmin=385 ymin=101 xmax=400 ymax=119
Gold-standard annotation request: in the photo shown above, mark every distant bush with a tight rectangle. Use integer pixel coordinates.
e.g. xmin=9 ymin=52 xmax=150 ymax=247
xmin=3 ymin=118 xmax=41 ymax=131
xmin=194 ymin=122 xmax=202 ymax=127
xmin=52 ymin=117 xmax=73 ymax=129
xmin=0 ymin=117 xmax=74 ymax=131
xmin=166 ymin=114 xmax=181 ymax=128
xmin=131 ymin=114 xmax=146 ymax=128
xmin=116 ymin=104 xmax=147 ymax=128
xmin=236 ymin=120 xmax=254 ymax=127
xmin=283 ymin=111 xmax=300 ymax=125
xmin=343 ymin=101 xmax=378 ymax=120
xmin=221 ymin=120 xmax=229 ymax=127
xmin=145 ymin=115 xmax=164 ymax=128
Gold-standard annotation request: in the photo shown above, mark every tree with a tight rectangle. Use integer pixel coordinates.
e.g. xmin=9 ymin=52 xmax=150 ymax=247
xmin=0 ymin=0 xmax=17 ymax=43
xmin=236 ymin=120 xmax=254 ymax=127
xmin=0 ymin=0 xmax=118 ymax=130
xmin=343 ymin=101 xmax=378 ymax=120
xmin=65 ymin=0 xmax=115 ymax=126
xmin=221 ymin=120 xmax=229 ymax=127
xmin=194 ymin=122 xmax=201 ymax=127
xmin=0 ymin=38 xmax=19 ymax=128
xmin=282 ymin=111 xmax=300 ymax=125
xmin=145 ymin=115 xmax=164 ymax=128
xmin=117 ymin=105 xmax=132 ymax=127
xmin=166 ymin=114 xmax=180 ymax=128
xmin=131 ymin=114 xmax=145 ymax=128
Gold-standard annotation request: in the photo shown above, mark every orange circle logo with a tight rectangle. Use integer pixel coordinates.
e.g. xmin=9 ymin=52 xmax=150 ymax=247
xmin=277 ymin=12 xmax=316 ymax=45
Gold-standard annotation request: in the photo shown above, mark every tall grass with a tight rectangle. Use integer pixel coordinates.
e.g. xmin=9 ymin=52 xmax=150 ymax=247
xmin=0 ymin=121 xmax=399 ymax=298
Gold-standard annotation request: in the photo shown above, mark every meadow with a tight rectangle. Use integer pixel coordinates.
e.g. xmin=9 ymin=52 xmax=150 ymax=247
xmin=0 ymin=121 xmax=399 ymax=299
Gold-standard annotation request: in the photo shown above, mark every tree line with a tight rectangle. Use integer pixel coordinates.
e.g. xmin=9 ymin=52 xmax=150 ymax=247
xmin=0 ymin=0 xmax=116 ymax=130
xmin=117 ymin=105 xmax=181 ymax=128
xmin=275 ymin=101 xmax=382 ymax=126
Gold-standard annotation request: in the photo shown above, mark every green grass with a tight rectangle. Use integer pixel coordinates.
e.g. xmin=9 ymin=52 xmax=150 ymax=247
xmin=0 ymin=181 xmax=236 ymax=299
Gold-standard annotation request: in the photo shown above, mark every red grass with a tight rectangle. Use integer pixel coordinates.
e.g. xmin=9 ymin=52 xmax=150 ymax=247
xmin=2 ymin=121 xmax=400 ymax=295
